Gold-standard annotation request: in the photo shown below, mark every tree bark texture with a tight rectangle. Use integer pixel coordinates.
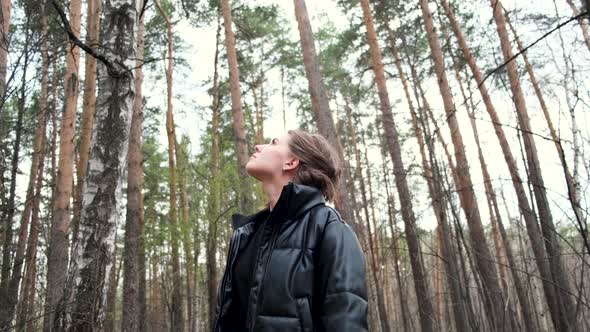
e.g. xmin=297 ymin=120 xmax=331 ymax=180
xmin=16 ymin=13 xmax=49 ymax=327
xmin=380 ymin=154 xmax=410 ymax=332
xmin=438 ymin=1 xmax=566 ymax=329
xmin=293 ymin=0 xmax=356 ymax=226
xmin=1 ymin=23 xmax=49 ymax=326
xmin=358 ymin=0 xmax=436 ymax=331
xmin=504 ymin=11 xmax=586 ymax=235
xmin=42 ymin=0 xmax=82 ymax=329
xmin=419 ymin=0 xmax=507 ymax=328
xmin=154 ymin=1 xmax=184 ymax=330
xmin=388 ymin=29 xmax=472 ymax=331
xmin=73 ymin=0 xmax=100 ymax=244
xmin=220 ymin=0 xmax=252 ymax=213
xmin=121 ymin=3 xmax=145 ymax=330
xmin=345 ymin=103 xmax=390 ymax=332
xmin=62 ymin=0 xmax=137 ymax=329
xmin=490 ymin=1 xmax=577 ymax=330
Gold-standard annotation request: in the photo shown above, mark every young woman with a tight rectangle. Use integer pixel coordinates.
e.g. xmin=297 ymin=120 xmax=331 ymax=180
xmin=213 ymin=129 xmax=368 ymax=332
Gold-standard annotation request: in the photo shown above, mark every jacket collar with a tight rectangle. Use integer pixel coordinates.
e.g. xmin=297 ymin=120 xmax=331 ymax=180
xmin=231 ymin=182 xmax=325 ymax=230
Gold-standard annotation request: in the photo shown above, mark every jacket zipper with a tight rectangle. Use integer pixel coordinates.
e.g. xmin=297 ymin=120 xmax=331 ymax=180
xmin=246 ymin=220 xmax=281 ymax=331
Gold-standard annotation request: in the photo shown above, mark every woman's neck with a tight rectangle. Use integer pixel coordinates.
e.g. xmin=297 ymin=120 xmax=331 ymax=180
xmin=263 ymin=179 xmax=291 ymax=210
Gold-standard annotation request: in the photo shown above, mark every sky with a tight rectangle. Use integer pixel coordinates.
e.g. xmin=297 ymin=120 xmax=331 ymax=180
xmin=141 ymin=0 xmax=589 ymax=232
xmin=7 ymin=0 xmax=588 ymax=234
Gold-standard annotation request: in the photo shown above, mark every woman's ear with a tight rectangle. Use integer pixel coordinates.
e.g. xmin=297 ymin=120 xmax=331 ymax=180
xmin=283 ymin=157 xmax=299 ymax=171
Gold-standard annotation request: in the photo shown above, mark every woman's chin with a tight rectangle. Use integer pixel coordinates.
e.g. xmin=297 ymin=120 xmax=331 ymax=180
xmin=245 ymin=164 xmax=260 ymax=178
xmin=246 ymin=168 xmax=270 ymax=183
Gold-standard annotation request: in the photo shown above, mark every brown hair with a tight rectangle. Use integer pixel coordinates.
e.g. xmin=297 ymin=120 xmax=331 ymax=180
xmin=287 ymin=129 xmax=341 ymax=202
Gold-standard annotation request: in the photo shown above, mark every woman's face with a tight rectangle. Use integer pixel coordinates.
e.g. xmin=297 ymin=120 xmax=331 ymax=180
xmin=245 ymin=133 xmax=299 ymax=181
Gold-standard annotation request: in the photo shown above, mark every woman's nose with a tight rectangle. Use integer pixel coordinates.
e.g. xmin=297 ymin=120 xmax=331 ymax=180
xmin=255 ymin=144 xmax=263 ymax=153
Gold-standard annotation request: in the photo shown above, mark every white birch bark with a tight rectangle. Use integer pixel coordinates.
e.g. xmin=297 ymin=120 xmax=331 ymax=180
xmin=63 ymin=0 xmax=138 ymax=329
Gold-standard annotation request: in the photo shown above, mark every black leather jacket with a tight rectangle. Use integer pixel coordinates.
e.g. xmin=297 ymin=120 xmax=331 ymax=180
xmin=213 ymin=182 xmax=368 ymax=332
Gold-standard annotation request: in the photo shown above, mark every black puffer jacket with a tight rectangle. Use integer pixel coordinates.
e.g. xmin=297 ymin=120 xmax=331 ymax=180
xmin=213 ymin=182 xmax=368 ymax=332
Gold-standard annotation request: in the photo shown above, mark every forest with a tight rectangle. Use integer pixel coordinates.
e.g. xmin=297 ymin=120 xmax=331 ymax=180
xmin=0 ymin=0 xmax=589 ymax=330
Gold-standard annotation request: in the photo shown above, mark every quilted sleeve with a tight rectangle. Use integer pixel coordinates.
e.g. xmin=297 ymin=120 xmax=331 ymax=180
xmin=317 ymin=218 xmax=368 ymax=331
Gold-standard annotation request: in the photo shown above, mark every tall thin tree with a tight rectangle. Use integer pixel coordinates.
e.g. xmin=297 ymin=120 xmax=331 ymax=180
xmin=437 ymin=1 xmax=565 ymax=329
xmin=16 ymin=7 xmax=50 ymax=328
xmin=0 ymin=11 xmax=33 ymax=329
xmin=504 ymin=10 xmax=586 ymax=237
xmin=42 ymin=0 xmax=81 ymax=329
xmin=419 ymin=0 xmax=508 ymax=328
xmin=490 ymin=1 xmax=577 ymax=329
xmin=220 ymin=0 xmax=251 ymax=212
xmin=292 ymin=0 xmax=356 ymax=226
xmin=121 ymin=2 xmax=145 ymax=330
xmin=206 ymin=11 xmax=223 ymax=330
xmin=154 ymin=0 xmax=184 ymax=329
xmin=0 ymin=0 xmax=10 ymax=110
xmin=358 ymin=0 xmax=436 ymax=330
xmin=72 ymin=0 xmax=100 ymax=243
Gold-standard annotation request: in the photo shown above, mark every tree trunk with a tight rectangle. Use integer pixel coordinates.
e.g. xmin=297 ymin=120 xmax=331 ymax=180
xmin=378 ymin=147 xmax=411 ymax=332
xmin=63 ymin=0 xmax=137 ymax=329
xmin=0 ymin=15 xmax=31 ymax=328
xmin=72 ymin=0 xmax=100 ymax=244
xmin=50 ymin=59 xmax=58 ymax=192
xmin=358 ymin=1 xmax=436 ymax=331
xmin=254 ymin=67 xmax=265 ymax=144
xmin=138 ymin=177 xmax=147 ymax=332
xmin=207 ymin=11 xmax=222 ymax=330
xmin=220 ymin=0 xmax=251 ymax=212
xmin=177 ymin=139 xmax=195 ymax=331
xmin=121 ymin=4 xmax=145 ymax=330
xmin=360 ymin=130 xmax=384 ymax=272
xmin=438 ymin=1 xmax=565 ymax=329
xmin=0 ymin=0 xmax=10 ymax=110
xmin=566 ymin=0 xmax=590 ymax=52
xmin=293 ymin=0 xmax=356 ymax=226
xmin=135 ymin=11 xmax=147 ymax=331
xmin=388 ymin=28 xmax=471 ymax=331
xmin=151 ymin=246 xmax=162 ymax=330
xmin=490 ymin=2 xmax=577 ymax=329
xmin=433 ymin=230 xmax=445 ymax=331
xmin=42 ymin=0 xmax=82 ymax=329
xmin=16 ymin=18 xmax=49 ymax=326
xmin=104 ymin=242 xmax=120 ymax=332
xmin=462 ymin=70 xmax=539 ymax=330
xmin=419 ymin=0 xmax=507 ymax=328
xmin=345 ymin=102 xmax=390 ymax=332
xmin=154 ymin=1 xmax=183 ymax=329
xmin=505 ymin=11 xmax=586 ymax=247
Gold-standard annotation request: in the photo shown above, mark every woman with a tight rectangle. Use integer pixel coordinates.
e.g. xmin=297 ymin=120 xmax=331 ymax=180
xmin=213 ymin=129 xmax=368 ymax=332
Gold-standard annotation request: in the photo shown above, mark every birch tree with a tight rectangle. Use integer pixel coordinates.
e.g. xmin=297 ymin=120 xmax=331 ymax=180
xmin=63 ymin=0 xmax=138 ymax=329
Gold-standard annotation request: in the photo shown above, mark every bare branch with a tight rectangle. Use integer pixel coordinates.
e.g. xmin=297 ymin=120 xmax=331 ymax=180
xmin=479 ymin=10 xmax=590 ymax=89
